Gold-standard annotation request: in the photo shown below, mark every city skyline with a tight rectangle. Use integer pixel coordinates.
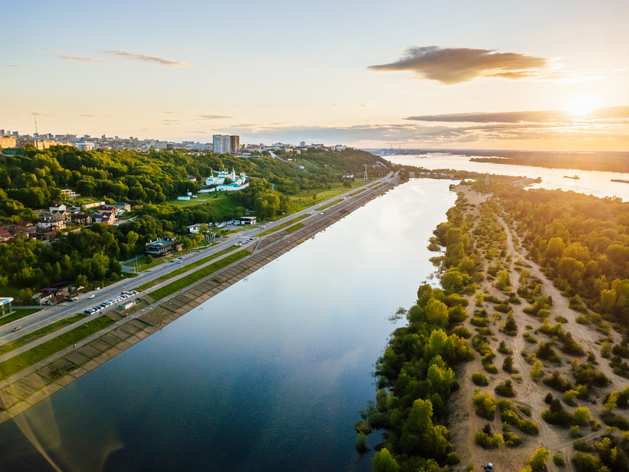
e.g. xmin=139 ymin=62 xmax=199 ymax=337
xmin=2 ymin=0 xmax=629 ymax=151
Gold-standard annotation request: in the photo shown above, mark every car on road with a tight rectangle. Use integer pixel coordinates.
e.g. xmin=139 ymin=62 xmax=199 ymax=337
xmin=89 ymin=295 xmax=95 ymax=299
xmin=13 ymin=326 xmax=22 ymax=332
xmin=85 ymin=308 xmax=95 ymax=314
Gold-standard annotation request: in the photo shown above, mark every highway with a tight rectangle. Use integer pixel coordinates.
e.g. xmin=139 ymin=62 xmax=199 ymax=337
xmin=0 ymin=174 xmax=392 ymax=346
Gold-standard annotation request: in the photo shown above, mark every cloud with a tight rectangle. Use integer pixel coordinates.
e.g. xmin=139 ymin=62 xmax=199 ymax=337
xmin=101 ymin=50 xmax=189 ymax=67
xmin=369 ymin=46 xmax=551 ymax=84
xmin=197 ymin=115 xmax=233 ymax=120
xmin=56 ymin=55 xmax=109 ymax=63
xmin=405 ymin=106 xmax=629 ymax=123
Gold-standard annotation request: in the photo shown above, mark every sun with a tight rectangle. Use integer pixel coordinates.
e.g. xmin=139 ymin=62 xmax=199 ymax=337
xmin=567 ymin=94 xmax=602 ymax=117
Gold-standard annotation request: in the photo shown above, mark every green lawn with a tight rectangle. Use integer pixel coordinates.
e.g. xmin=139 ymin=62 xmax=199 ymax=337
xmin=257 ymin=214 xmax=310 ymax=237
xmin=0 ymin=309 xmax=41 ymax=328
xmin=317 ymin=200 xmax=340 ymax=211
xmin=0 ymin=315 xmax=115 ymax=380
xmin=149 ymin=250 xmax=251 ymax=301
xmin=73 ymin=195 xmax=103 ymax=205
xmin=136 ymin=245 xmax=241 ymax=292
xmin=288 ymin=181 xmax=369 ymax=213
xmin=131 ymin=255 xmax=167 ymax=272
xmin=285 ymin=223 xmax=305 ymax=234
xmin=0 ymin=313 xmax=88 ymax=356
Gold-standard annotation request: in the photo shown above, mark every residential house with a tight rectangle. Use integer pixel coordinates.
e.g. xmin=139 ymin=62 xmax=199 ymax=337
xmin=0 ymin=228 xmax=14 ymax=243
xmin=38 ymin=216 xmax=66 ymax=231
xmin=61 ymin=189 xmax=80 ymax=199
xmin=49 ymin=203 xmax=67 ymax=213
xmin=73 ymin=213 xmax=92 ymax=225
xmin=95 ymin=212 xmax=117 ymax=225
xmin=9 ymin=221 xmax=37 ymax=238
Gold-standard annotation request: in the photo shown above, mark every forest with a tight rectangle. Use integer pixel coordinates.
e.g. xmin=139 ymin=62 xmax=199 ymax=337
xmin=483 ymin=184 xmax=629 ymax=328
xmin=0 ymin=145 xmax=386 ymax=299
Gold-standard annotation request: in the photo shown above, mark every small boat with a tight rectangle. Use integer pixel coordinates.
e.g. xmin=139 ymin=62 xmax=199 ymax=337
xmin=563 ymin=175 xmax=579 ymax=180
xmin=611 ymin=179 xmax=629 ymax=184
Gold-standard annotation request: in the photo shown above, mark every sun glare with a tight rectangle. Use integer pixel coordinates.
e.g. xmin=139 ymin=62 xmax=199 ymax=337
xmin=567 ymin=94 xmax=602 ymax=117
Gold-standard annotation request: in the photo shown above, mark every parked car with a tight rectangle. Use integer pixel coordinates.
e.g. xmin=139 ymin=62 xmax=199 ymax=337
xmin=89 ymin=295 xmax=95 ymax=299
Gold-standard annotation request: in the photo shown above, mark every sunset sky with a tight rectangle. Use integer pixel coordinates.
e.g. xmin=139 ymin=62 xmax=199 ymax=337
xmin=2 ymin=0 xmax=629 ymax=150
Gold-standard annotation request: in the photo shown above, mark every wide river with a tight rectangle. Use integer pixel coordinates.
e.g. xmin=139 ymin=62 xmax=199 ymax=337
xmin=0 ymin=179 xmax=457 ymax=472
xmin=385 ymin=153 xmax=629 ymax=201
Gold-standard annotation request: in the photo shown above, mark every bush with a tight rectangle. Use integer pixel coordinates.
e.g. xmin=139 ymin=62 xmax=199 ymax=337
xmin=502 ymin=355 xmax=515 ymax=373
xmin=452 ymin=325 xmax=472 ymax=338
xmin=573 ymin=438 xmax=594 ymax=452
xmin=497 ymin=341 xmax=511 ymax=354
xmin=542 ymin=399 xmax=574 ymax=426
xmin=543 ymin=372 xmax=572 ymax=392
xmin=569 ymin=425 xmax=581 ymax=438
xmin=503 ymin=431 xmax=522 ymax=447
xmin=473 ymin=390 xmax=497 ymax=419
xmin=495 ymin=380 xmax=516 ymax=397
xmin=483 ymin=363 xmax=498 ymax=374
xmin=355 ymin=433 xmax=369 ymax=452
xmin=472 ymin=373 xmax=489 ymax=386
xmin=530 ymin=361 xmax=544 ymax=381
xmin=553 ymin=454 xmax=566 ymax=466
xmin=571 ymin=451 xmax=600 ymax=472
xmin=446 ymin=452 xmax=460 ymax=465
xmin=524 ymin=332 xmax=537 ymax=343
xmin=474 ymin=428 xmax=504 ymax=449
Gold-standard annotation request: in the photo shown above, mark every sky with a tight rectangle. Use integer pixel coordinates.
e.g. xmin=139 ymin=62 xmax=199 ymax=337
xmin=2 ymin=0 xmax=629 ymax=151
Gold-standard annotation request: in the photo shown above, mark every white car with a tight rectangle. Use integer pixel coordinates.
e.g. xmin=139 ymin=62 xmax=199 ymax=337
xmin=89 ymin=295 xmax=95 ymax=299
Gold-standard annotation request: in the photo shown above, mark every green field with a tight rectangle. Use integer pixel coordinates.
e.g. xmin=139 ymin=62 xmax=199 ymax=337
xmin=257 ymin=214 xmax=310 ymax=237
xmin=167 ymin=191 xmax=237 ymax=211
xmin=285 ymin=223 xmax=305 ymax=234
xmin=0 ymin=309 xmax=41 ymax=328
xmin=149 ymin=250 xmax=251 ymax=301
xmin=0 ymin=315 xmax=115 ymax=380
xmin=288 ymin=181 xmax=369 ymax=213
xmin=0 ymin=313 xmax=89 ymax=356
xmin=137 ymin=245 xmax=241 ymax=292
xmin=317 ymin=200 xmax=341 ymax=211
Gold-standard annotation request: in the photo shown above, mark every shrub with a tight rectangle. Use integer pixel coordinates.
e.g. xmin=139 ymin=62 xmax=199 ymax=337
xmin=553 ymin=454 xmax=566 ymax=466
xmin=573 ymin=438 xmax=594 ymax=452
xmin=474 ymin=428 xmax=504 ymax=449
xmin=446 ymin=452 xmax=460 ymax=465
xmin=537 ymin=341 xmax=561 ymax=362
xmin=542 ymin=399 xmax=574 ymax=426
xmin=569 ymin=425 xmax=581 ymax=438
xmin=472 ymin=373 xmax=489 ymax=386
xmin=543 ymin=372 xmax=572 ymax=392
xmin=503 ymin=431 xmax=522 ymax=447
xmin=524 ymin=448 xmax=550 ymax=472
xmin=473 ymin=389 xmax=497 ymax=419
xmin=498 ymin=340 xmax=511 ymax=354
xmin=502 ymin=355 xmax=515 ymax=373
xmin=524 ymin=332 xmax=537 ymax=343
xmin=495 ymin=380 xmax=516 ymax=397
xmin=571 ymin=451 xmax=600 ymax=472
xmin=562 ymin=332 xmax=585 ymax=356
xmin=355 ymin=433 xmax=369 ymax=452
xmin=355 ymin=420 xmax=372 ymax=435
xmin=452 ymin=325 xmax=472 ymax=338
xmin=484 ymin=363 xmax=498 ymax=374
xmin=530 ymin=361 xmax=544 ymax=381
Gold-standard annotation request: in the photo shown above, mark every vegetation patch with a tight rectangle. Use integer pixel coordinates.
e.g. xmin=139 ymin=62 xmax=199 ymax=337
xmin=257 ymin=214 xmax=310 ymax=236
xmin=149 ymin=250 xmax=250 ymax=300
xmin=0 ymin=315 xmax=115 ymax=380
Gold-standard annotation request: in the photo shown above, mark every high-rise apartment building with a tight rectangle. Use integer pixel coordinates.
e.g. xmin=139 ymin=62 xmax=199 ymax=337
xmin=213 ymin=135 xmax=230 ymax=154
xmin=229 ymin=135 xmax=240 ymax=155
xmin=213 ymin=135 xmax=240 ymax=155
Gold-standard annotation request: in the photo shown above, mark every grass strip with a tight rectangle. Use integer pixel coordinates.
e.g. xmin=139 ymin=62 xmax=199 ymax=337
xmin=0 ymin=315 xmax=115 ymax=380
xmin=149 ymin=249 xmax=251 ymax=301
xmin=317 ymin=200 xmax=340 ymax=211
xmin=0 ymin=309 xmax=41 ymax=328
xmin=349 ymin=188 xmax=368 ymax=197
xmin=285 ymin=223 xmax=305 ymax=234
xmin=0 ymin=313 xmax=88 ymax=356
xmin=137 ymin=245 xmax=240 ymax=291
xmin=257 ymin=214 xmax=309 ymax=237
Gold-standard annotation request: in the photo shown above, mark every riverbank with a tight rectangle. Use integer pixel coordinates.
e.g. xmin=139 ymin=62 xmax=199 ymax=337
xmin=0 ymin=175 xmax=399 ymax=426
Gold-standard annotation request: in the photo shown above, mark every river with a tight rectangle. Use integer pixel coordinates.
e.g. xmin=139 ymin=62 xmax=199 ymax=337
xmin=0 ymin=179 xmax=456 ymax=472
xmin=385 ymin=154 xmax=629 ymax=201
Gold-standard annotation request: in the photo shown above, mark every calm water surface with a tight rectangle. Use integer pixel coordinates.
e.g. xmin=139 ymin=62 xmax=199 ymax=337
xmin=386 ymin=154 xmax=629 ymax=201
xmin=0 ymin=179 xmax=456 ymax=472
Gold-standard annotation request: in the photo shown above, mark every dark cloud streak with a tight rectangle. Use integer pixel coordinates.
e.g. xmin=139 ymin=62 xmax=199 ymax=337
xmin=369 ymin=46 xmax=548 ymax=84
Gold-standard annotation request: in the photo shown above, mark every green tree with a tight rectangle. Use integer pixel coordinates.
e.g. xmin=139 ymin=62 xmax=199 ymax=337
xmin=373 ymin=448 xmax=399 ymax=472
xmin=425 ymin=298 xmax=449 ymax=327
